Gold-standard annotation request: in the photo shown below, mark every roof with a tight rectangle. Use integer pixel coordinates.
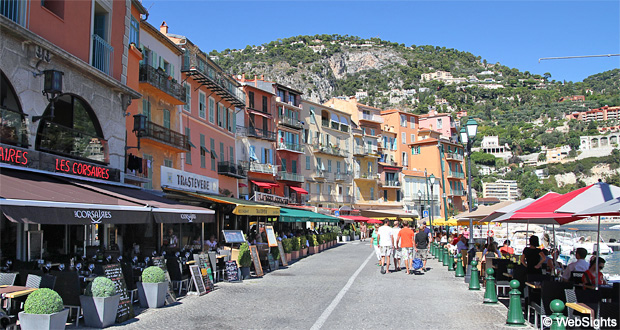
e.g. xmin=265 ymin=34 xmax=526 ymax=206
xmin=141 ymin=21 xmax=184 ymax=55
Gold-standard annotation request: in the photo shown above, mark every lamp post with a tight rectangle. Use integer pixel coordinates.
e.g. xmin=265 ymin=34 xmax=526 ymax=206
xmin=33 ymin=69 xmax=64 ymax=122
xmin=459 ymin=118 xmax=478 ymax=252
xmin=417 ymin=189 xmax=423 ymax=227
xmin=429 ymin=174 xmax=435 ymax=231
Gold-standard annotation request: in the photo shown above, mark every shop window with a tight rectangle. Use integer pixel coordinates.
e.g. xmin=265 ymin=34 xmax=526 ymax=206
xmin=35 ymin=94 xmax=107 ymax=164
xmin=0 ymin=71 xmax=27 ymax=147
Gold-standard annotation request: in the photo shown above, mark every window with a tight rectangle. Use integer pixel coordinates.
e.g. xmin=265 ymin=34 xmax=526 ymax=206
xmin=317 ymin=183 xmax=321 ymax=194
xmin=163 ymin=109 xmax=170 ymax=129
xmin=401 ymin=132 xmax=406 ymax=144
xmin=288 ymin=93 xmax=296 ymax=105
xmin=292 ymin=160 xmax=297 ymax=174
xmin=220 ymin=142 xmax=224 ymax=162
xmin=281 ymin=159 xmax=287 ymax=172
xmin=400 ymin=114 xmax=407 ymax=127
xmin=210 ymin=138 xmax=215 ymax=170
xmin=327 ymin=160 xmax=332 ymax=173
xmin=228 ymin=109 xmax=234 ymax=132
xmin=370 ymin=128 xmax=375 ymax=136
xmin=142 ymin=98 xmax=151 ymax=121
xmin=164 ymin=158 xmax=173 ymax=168
xmin=129 ymin=17 xmax=139 ymax=46
xmin=410 ymin=117 xmax=415 ymax=129
xmin=336 ymin=161 xmax=341 ymax=173
xmin=248 ymin=91 xmax=255 ymax=109
xmin=143 ymin=154 xmax=153 ymax=189
xmin=410 ymin=134 xmax=415 ymax=143
xmin=230 ymin=146 xmax=234 ymax=162
xmin=199 ymin=92 xmax=206 ymax=119
xmin=200 ymin=134 xmax=206 ymax=168
xmin=217 ymin=103 xmax=224 ymax=127
xmin=185 ymin=127 xmax=191 ymax=164
xmin=402 ymin=152 xmax=408 ymax=166
xmin=277 ymin=89 xmax=285 ymax=101
xmin=437 ymin=118 xmax=443 ymax=129
xmin=310 ymin=113 xmax=315 ymax=124
xmin=208 ymin=97 xmax=215 ymax=123
xmin=412 ymin=146 xmax=421 ymax=155
xmin=42 ymin=0 xmax=65 ymax=19
xmin=184 ymin=84 xmax=191 ymax=112
xmin=262 ymin=95 xmax=268 ymax=112
xmin=316 ymin=158 xmax=322 ymax=171
xmin=370 ymin=187 xmax=374 ymax=200
xmin=306 ymin=156 xmax=311 ymax=170
xmin=327 ymin=185 xmax=332 ymax=194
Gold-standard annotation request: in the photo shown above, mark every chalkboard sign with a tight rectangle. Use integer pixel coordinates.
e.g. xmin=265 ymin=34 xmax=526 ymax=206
xmin=193 ymin=253 xmax=214 ymax=292
xmin=225 ymin=260 xmax=240 ymax=282
xmin=265 ymin=226 xmax=277 ymax=247
xmin=222 ymin=230 xmax=246 ymax=243
xmin=189 ymin=265 xmax=206 ymax=296
xmin=152 ymin=257 xmax=176 ymax=304
xmin=103 ymin=263 xmax=134 ymax=323
xmin=277 ymin=240 xmax=288 ymax=267
xmin=249 ymin=245 xmax=263 ymax=277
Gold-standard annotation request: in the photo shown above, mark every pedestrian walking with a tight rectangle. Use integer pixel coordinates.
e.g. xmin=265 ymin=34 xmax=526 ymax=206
xmin=397 ymin=221 xmax=415 ymax=274
xmin=360 ymin=222 xmax=367 ymax=242
xmin=377 ymin=219 xmax=393 ymax=274
xmin=371 ymin=223 xmax=381 ymax=264
xmin=414 ymin=223 xmax=430 ymax=272
xmin=392 ymin=220 xmax=402 ymax=271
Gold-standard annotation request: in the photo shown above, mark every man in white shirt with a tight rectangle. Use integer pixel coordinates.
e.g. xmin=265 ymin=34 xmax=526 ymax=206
xmin=377 ymin=219 xmax=394 ymax=274
xmin=562 ymin=248 xmax=589 ymax=282
xmin=392 ymin=221 xmax=402 ymax=271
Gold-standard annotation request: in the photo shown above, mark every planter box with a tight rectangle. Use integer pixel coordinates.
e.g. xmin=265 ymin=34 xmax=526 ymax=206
xmin=342 ymin=236 xmax=350 ymax=242
xmin=80 ymin=294 xmax=121 ymax=328
xmin=137 ymin=281 xmax=167 ymax=308
xmin=18 ymin=309 xmax=69 ymax=330
xmin=240 ymin=266 xmax=251 ymax=279
xmin=309 ymin=246 xmax=318 ymax=254
xmin=291 ymin=250 xmax=299 ymax=259
xmin=301 ymin=248 xmax=307 ymax=257
xmin=285 ymin=253 xmax=291 ymax=262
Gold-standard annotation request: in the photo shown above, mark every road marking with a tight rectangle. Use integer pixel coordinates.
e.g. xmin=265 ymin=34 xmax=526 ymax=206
xmin=310 ymin=250 xmax=374 ymax=330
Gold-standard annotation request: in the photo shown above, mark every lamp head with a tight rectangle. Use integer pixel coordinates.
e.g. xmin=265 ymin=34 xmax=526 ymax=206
xmin=466 ymin=118 xmax=478 ymax=138
xmin=429 ymin=174 xmax=436 ymax=185
xmin=417 ymin=190 xmax=422 ymax=198
xmin=43 ymin=69 xmax=64 ymax=97
xmin=460 ymin=127 xmax=468 ymax=144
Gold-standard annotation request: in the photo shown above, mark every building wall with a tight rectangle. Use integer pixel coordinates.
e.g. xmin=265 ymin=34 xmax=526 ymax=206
xmin=419 ymin=113 xmax=453 ymax=139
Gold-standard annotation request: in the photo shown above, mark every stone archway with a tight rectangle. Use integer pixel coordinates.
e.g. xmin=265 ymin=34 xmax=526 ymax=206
xmin=0 ymin=70 xmax=28 ymax=147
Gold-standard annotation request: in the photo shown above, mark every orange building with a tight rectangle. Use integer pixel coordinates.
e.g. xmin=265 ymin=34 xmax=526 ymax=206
xmin=380 ymin=109 xmax=420 ymax=169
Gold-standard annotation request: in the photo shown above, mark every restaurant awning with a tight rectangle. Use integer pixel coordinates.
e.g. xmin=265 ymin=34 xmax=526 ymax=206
xmin=360 ymin=209 xmax=419 ymax=219
xmin=251 ymin=180 xmax=278 ymax=189
xmin=340 ymin=215 xmax=373 ymax=222
xmin=289 ymin=186 xmax=309 ymax=195
xmin=279 ymin=207 xmax=339 ymax=223
xmin=0 ymin=169 xmax=150 ymax=224
xmin=163 ymin=188 xmax=280 ymax=216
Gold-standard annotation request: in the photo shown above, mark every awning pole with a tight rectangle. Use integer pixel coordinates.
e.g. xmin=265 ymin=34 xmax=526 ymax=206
xmin=201 ymin=222 xmax=205 ymax=252
xmin=596 ymin=215 xmax=601 ymax=290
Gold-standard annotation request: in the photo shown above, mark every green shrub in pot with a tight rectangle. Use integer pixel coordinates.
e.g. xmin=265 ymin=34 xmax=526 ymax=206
xmin=24 ymin=289 xmax=63 ymax=315
xmin=142 ymin=266 xmax=165 ymax=283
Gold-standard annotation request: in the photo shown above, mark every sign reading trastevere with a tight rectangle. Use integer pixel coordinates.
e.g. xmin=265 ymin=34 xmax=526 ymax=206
xmin=160 ymin=166 xmax=218 ymax=195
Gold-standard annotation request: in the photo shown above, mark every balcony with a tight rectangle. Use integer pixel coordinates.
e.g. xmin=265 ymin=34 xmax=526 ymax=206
xmin=277 ymin=171 xmax=304 ymax=183
xmin=448 ymin=171 xmax=465 ymax=179
xmin=308 ymin=194 xmax=352 ymax=204
xmin=143 ymin=121 xmax=190 ymax=152
xmin=353 ymin=146 xmax=379 ymax=157
xmin=333 ymin=172 xmax=353 ymax=181
xmin=360 ymin=113 xmax=384 ymax=123
xmin=450 ymin=189 xmax=466 ymax=197
xmin=381 ymin=179 xmax=401 ymax=188
xmin=313 ymin=171 xmax=332 ymax=181
xmin=181 ymin=53 xmax=245 ymax=107
xmin=139 ymin=64 xmax=186 ymax=104
xmin=218 ymin=161 xmax=247 ymax=179
xmin=236 ymin=126 xmax=277 ymax=141
xmin=278 ymin=116 xmax=303 ymax=129
xmin=445 ymin=152 xmax=464 ymax=161
xmin=92 ymin=34 xmax=114 ymax=76
xmin=311 ymin=143 xmax=348 ymax=158
xmin=0 ymin=107 xmax=28 ymax=147
xmin=354 ymin=172 xmax=379 ymax=180
xmin=239 ymin=161 xmax=278 ymax=175
xmin=37 ymin=121 xmax=109 ymax=164
xmin=276 ymin=141 xmax=303 ymax=153
xmin=1 ymin=0 xmax=29 ymax=27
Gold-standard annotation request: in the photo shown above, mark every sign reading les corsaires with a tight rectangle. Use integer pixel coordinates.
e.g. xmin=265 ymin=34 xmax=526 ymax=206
xmin=160 ymin=166 xmax=218 ymax=194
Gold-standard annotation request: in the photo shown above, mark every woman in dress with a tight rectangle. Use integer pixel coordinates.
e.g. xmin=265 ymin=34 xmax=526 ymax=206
xmin=520 ymin=235 xmax=545 ymax=275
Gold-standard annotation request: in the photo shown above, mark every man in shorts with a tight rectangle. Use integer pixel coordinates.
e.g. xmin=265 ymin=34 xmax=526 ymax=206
xmin=397 ymin=221 xmax=416 ymax=274
xmin=415 ymin=223 xmax=430 ymax=272
xmin=392 ymin=221 xmax=402 ymax=271
xmin=376 ymin=219 xmax=393 ymax=274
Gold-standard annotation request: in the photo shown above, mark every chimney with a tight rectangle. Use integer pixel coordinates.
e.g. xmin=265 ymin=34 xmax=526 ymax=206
xmin=160 ymin=21 xmax=168 ymax=35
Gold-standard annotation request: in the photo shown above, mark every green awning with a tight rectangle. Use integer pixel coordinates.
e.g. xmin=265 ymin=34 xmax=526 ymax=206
xmin=279 ymin=207 xmax=339 ymax=223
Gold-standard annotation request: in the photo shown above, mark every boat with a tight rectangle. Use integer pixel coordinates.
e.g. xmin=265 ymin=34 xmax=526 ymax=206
xmin=573 ymin=230 xmax=612 ymax=255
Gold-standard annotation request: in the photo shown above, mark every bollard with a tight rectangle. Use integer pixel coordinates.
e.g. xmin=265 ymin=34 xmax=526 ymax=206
xmin=506 ymin=279 xmax=525 ymax=326
xmin=448 ymin=252 xmax=455 ymax=271
xmin=437 ymin=244 xmax=443 ymax=263
xmin=483 ymin=268 xmax=498 ymax=303
xmin=442 ymin=247 xmax=449 ymax=267
xmin=469 ymin=260 xmax=480 ymax=290
xmin=430 ymin=242 xmax=435 ymax=256
xmin=549 ymin=299 xmax=566 ymax=330
xmin=455 ymin=253 xmax=465 ymax=277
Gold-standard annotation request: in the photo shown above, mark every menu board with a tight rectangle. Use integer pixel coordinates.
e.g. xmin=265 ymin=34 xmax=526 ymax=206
xmin=189 ymin=265 xmax=206 ymax=296
xmin=225 ymin=260 xmax=240 ymax=282
xmin=103 ymin=264 xmax=134 ymax=323
xmin=151 ymin=257 xmax=176 ymax=304
xmin=193 ymin=253 xmax=214 ymax=292
xmin=265 ymin=226 xmax=278 ymax=247
xmin=222 ymin=230 xmax=246 ymax=243
xmin=277 ymin=241 xmax=288 ymax=267
xmin=249 ymin=245 xmax=263 ymax=277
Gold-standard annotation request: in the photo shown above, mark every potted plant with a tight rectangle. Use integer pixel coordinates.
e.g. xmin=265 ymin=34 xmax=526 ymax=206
xmin=355 ymin=229 xmax=361 ymax=241
xmin=506 ymin=263 xmax=515 ymax=275
xmin=18 ymin=288 xmax=69 ymax=330
xmin=342 ymin=229 xmax=350 ymax=242
xmin=282 ymin=238 xmax=292 ymax=262
xmin=270 ymin=246 xmax=280 ymax=270
xmin=80 ymin=276 xmax=121 ymax=328
xmin=238 ymin=242 xmax=252 ymax=279
xmin=137 ymin=266 xmax=167 ymax=308
xmin=299 ymin=235 xmax=308 ymax=257
xmin=317 ymin=234 xmax=324 ymax=251
xmin=291 ymin=237 xmax=300 ymax=259
xmin=308 ymin=235 xmax=318 ymax=254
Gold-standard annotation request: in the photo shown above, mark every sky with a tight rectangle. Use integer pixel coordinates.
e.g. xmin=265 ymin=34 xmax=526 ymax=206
xmin=143 ymin=1 xmax=620 ymax=83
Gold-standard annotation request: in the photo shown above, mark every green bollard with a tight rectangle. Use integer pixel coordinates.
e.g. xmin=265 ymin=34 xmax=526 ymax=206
xmin=442 ymin=247 xmax=449 ymax=267
xmin=437 ymin=244 xmax=443 ymax=263
xmin=430 ymin=242 xmax=435 ymax=256
xmin=455 ymin=253 xmax=465 ymax=277
xmin=506 ymin=279 xmax=525 ymax=326
xmin=448 ymin=252 xmax=455 ymax=271
xmin=469 ymin=260 xmax=480 ymax=290
xmin=434 ymin=243 xmax=439 ymax=259
xmin=484 ymin=268 xmax=498 ymax=303
xmin=549 ymin=299 xmax=566 ymax=330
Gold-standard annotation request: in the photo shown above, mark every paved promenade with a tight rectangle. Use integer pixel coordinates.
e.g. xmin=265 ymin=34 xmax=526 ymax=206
xmin=100 ymin=241 xmax=532 ymax=330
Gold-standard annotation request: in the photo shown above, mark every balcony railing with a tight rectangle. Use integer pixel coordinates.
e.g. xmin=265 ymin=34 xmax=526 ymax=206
xmin=321 ymin=119 xmax=350 ymax=132
xmin=236 ymin=126 xmax=277 ymax=141
xmin=143 ymin=121 xmax=190 ymax=151
xmin=0 ymin=107 xmax=28 ymax=147
xmin=448 ymin=171 xmax=465 ymax=179
xmin=278 ymin=116 xmax=303 ymax=129
xmin=311 ymin=142 xmax=348 ymax=157
xmin=354 ymin=172 xmax=379 ymax=180
xmin=276 ymin=141 xmax=303 ymax=153
xmin=277 ymin=171 xmax=304 ymax=183
xmin=450 ymin=189 xmax=466 ymax=196
xmin=308 ymin=194 xmax=351 ymax=204
xmin=360 ymin=113 xmax=384 ymax=123
xmin=139 ymin=64 xmax=186 ymax=103
xmin=445 ymin=152 xmax=464 ymax=161
xmin=239 ymin=161 xmax=278 ymax=175
xmin=353 ymin=146 xmax=379 ymax=157
xmin=92 ymin=34 xmax=114 ymax=76
xmin=1 ymin=0 xmax=28 ymax=27
xmin=313 ymin=171 xmax=332 ymax=181
xmin=181 ymin=53 xmax=245 ymax=107
xmin=333 ymin=172 xmax=353 ymax=181
xmin=37 ymin=121 xmax=109 ymax=164
xmin=218 ymin=161 xmax=247 ymax=179
xmin=381 ymin=180 xmax=401 ymax=188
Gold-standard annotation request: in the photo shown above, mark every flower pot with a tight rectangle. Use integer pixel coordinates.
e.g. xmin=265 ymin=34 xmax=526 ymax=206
xmin=342 ymin=236 xmax=349 ymax=242
xmin=18 ymin=309 xmax=69 ymax=330
xmin=137 ymin=281 xmax=167 ymax=308
xmin=240 ymin=266 xmax=251 ymax=279
xmin=80 ymin=294 xmax=121 ymax=328
xmin=285 ymin=253 xmax=291 ymax=262
xmin=291 ymin=250 xmax=299 ymax=259
xmin=301 ymin=248 xmax=307 ymax=257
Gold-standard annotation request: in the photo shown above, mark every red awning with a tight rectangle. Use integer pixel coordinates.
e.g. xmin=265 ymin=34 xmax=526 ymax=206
xmin=238 ymin=183 xmax=248 ymax=187
xmin=289 ymin=186 xmax=309 ymax=194
xmin=251 ymin=180 xmax=277 ymax=188
xmin=340 ymin=215 xmax=374 ymax=222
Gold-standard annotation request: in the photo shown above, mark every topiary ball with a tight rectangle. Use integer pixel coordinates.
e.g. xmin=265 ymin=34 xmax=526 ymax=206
xmin=89 ymin=277 xmax=116 ymax=297
xmin=141 ymin=266 xmax=165 ymax=283
xmin=24 ymin=288 xmax=64 ymax=314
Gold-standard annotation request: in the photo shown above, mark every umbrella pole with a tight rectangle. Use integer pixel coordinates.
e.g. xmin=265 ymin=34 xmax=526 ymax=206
xmin=596 ymin=215 xmax=601 ymax=290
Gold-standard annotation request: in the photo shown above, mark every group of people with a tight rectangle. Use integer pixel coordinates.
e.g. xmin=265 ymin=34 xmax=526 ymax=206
xmin=369 ymin=219 xmax=431 ymax=274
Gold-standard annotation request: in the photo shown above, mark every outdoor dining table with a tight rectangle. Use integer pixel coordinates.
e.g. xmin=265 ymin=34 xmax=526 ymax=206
xmin=565 ymin=302 xmax=595 ymax=318
xmin=525 ymin=281 xmax=542 ymax=290
xmin=0 ymin=285 xmax=38 ymax=314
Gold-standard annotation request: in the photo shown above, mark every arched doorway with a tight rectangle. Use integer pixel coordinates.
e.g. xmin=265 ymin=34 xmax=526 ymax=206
xmin=35 ymin=94 xmax=109 ymax=164
xmin=0 ymin=70 xmax=28 ymax=147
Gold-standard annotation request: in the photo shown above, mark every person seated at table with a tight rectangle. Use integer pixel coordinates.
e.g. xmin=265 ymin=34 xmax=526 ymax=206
xmin=456 ymin=235 xmax=468 ymax=253
xmin=205 ymin=235 xmax=218 ymax=251
xmin=520 ymin=235 xmax=545 ymax=275
xmin=499 ymin=240 xmax=514 ymax=256
xmin=582 ymin=257 xmax=607 ymax=287
xmin=164 ymin=228 xmax=178 ymax=250
xmin=482 ymin=242 xmax=500 ymax=263
xmin=562 ymin=247 xmax=589 ymax=282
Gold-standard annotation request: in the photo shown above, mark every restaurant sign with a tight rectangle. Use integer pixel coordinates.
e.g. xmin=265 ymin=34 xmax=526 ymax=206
xmin=73 ymin=209 xmax=113 ymax=223
xmin=160 ymin=166 xmax=218 ymax=195
xmin=253 ymin=191 xmax=289 ymax=206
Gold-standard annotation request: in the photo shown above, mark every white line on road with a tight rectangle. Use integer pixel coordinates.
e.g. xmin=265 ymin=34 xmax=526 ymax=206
xmin=310 ymin=250 xmax=374 ymax=330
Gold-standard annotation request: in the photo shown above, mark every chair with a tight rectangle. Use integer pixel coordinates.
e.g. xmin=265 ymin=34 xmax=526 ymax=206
xmin=25 ymin=274 xmax=41 ymax=288
xmin=51 ymin=271 xmax=81 ymax=327
xmin=569 ymin=271 xmax=584 ymax=286
xmin=529 ymin=281 xmax=572 ymax=329
xmin=564 ymin=288 xmax=577 ymax=319
xmin=121 ymin=263 xmax=138 ymax=304
xmin=494 ymin=259 xmax=511 ymax=297
xmin=0 ymin=273 xmax=17 ymax=286
xmin=166 ymin=257 xmax=189 ymax=296
xmin=39 ymin=274 xmax=56 ymax=290
xmin=574 ymin=289 xmax=601 ymax=320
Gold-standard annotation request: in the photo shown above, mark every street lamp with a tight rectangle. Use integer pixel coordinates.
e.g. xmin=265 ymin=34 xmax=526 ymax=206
xmin=429 ymin=174 xmax=435 ymax=231
xmin=417 ymin=189 xmax=423 ymax=227
xmin=33 ymin=69 xmax=64 ymax=122
xmin=459 ymin=118 xmax=478 ymax=252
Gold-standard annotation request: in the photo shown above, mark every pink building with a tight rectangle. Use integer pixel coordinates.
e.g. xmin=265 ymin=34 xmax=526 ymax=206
xmin=418 ymin=111 xmax=457 ymax=140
